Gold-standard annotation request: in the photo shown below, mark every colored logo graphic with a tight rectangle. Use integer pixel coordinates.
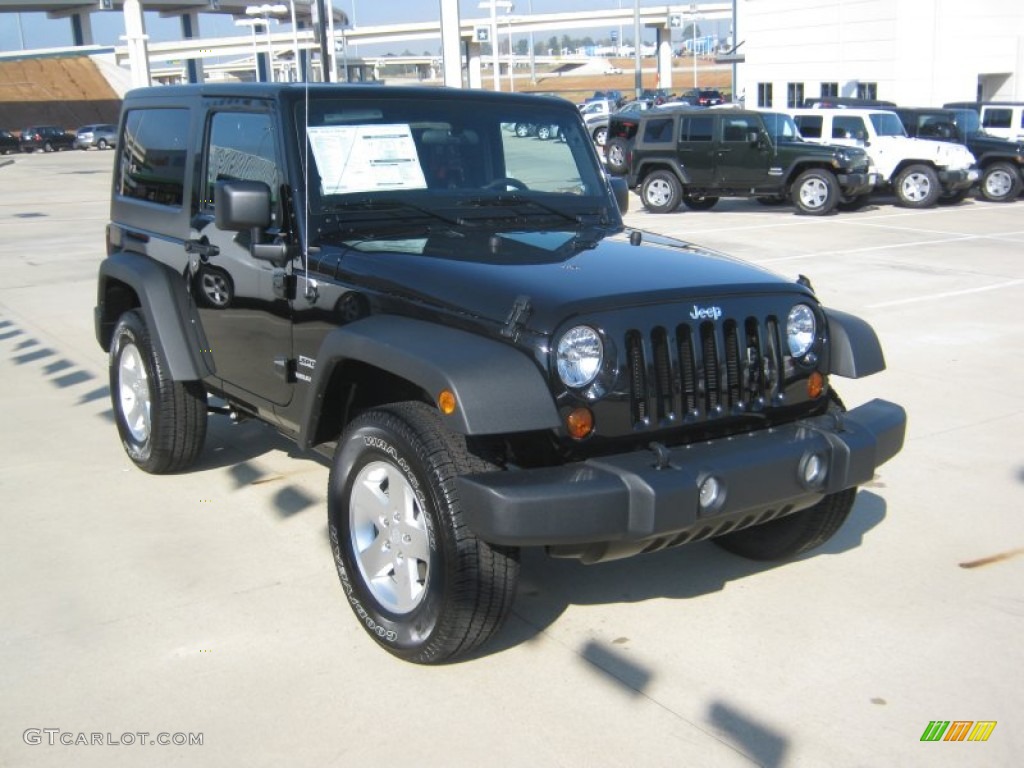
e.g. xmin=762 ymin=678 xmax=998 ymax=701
xmin=921 ymin=721 xmax=997 ymax=742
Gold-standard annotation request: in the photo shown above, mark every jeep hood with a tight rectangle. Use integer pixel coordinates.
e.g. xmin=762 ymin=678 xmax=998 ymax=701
xmin=328 ymin=228 xmax=808 ymax=332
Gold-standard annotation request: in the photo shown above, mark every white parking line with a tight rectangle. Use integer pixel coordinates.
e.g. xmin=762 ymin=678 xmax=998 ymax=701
xmin=866 ymin=278 xmax=1024 ymax=308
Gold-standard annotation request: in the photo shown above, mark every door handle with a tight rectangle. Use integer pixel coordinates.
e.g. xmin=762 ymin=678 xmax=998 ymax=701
xmin=185 ymin=239 xmax=220 ymax=259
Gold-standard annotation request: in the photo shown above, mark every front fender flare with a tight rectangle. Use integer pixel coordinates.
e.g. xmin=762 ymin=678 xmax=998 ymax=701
xmin=298 ymin=315 xmax=561 ymax=449
xmin=825 ymin=308 xmax=886 ymax=378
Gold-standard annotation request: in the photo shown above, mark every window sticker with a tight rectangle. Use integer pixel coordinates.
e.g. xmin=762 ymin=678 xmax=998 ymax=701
xmin=307 ymin=124 xmax=427 ymax=194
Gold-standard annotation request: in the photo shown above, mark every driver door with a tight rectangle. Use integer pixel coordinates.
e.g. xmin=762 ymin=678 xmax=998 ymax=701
xmin=189 ymin=109 xmax=294 ymax=406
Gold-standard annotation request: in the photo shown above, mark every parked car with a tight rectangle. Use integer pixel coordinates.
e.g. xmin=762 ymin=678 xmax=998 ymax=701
xmin=788 ymin=108 xmax=979 ymax=207
xmin=895 ymin=107 xmax=1023 ymax=202
xmin=0 ymin=129 xmax=18 ymax=154
xmin=74 ymin=123 xmax=118 ymax=150
xmin=696 ymin=89 xmax=725 ymax=106
xmin=586 ymin=99 xmax=652 ymax=148
xmin=19 ymin=125 xmax=75 ymax=153
xmin=944 ymin=101 xmax=1024 ymax=142
xmin=624 ymin=107 xmax=878 ymax=215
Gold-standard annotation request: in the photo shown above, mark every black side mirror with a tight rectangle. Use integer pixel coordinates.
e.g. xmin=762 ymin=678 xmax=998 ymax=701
xmin=214 ymin=180 xmax=289 ymax=265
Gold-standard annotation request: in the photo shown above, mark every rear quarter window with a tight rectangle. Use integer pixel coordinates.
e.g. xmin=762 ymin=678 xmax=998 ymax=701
xmin=641 ymin=117 xmax=675 ymax=144
xmin=116 ymin=108 xmax=190 ymax=207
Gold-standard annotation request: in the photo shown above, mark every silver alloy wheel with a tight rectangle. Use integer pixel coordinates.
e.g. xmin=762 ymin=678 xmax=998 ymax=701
xmin=798 ymin=177 xmax=829 ymax=210
xmin=644 ymin=177 xmax=674 ymax=208
xmin=118 ymin=342 xmax=151 ymax=444
xmin=899 ymin=171 xmax=933 ymax=202
xmin=607 ymin=142 xmax=624 ymax=167
xmin=595 ymin=127 xmax=607 ymax=147
xmin=201 ymin=271 xmax=231 ymax=306
xmin=984 ymin=167 xmax=1014 ymax=198
xmin=349 ymin=460 xmax=431 ymax=614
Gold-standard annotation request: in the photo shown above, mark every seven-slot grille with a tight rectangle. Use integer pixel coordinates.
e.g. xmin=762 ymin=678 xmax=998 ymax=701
xmin=625 ymin=315 xmax=784 ymax=427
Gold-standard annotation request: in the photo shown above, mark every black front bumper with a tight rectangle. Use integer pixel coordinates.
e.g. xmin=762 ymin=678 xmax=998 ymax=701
xmin=836 ymin=171 xmax=877 ymax=197
xmin=939 ymin=167 xmax=981 ymax=191
xmin=458 ymin=399 xmax=905 ymax=561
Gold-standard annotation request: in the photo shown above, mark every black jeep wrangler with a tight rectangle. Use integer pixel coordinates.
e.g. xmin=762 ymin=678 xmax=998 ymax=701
xmin=95 ymin=84 xmax=905 ymax=664
xmin=623 ymin=108 xmax=878 ymax=215
xmin=894 ymin=106 xmax=1024 ymax=202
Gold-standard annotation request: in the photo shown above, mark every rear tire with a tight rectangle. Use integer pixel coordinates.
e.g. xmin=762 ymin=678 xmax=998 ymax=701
xmin=593 ymin=126 xmax=608 ymax=147
xmin=979 ymin=161 xmax=1022 ymax=202
xmin=328 ymin=402 xmax=520 ymax=664
xmin=109 ymin=310 xmax=207 ymax=474
xmin=791 ymin=169 xmax=839 ymax=215
xmin=894 ymin=164 xmax=940 ymax=208
xmin=640 ymin=170 xmax=682 ymax=213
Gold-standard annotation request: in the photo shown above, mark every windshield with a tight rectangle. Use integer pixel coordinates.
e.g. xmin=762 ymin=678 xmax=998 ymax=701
xmin=760 ymin=112 xmax=801 ymax=141
xmin=950 ymin=108 xmax=982 ymax=136
xmin=869 ymin=112 xmax=907 ymax=137
xmin=295 ymin=95 xmax=607 ymax=223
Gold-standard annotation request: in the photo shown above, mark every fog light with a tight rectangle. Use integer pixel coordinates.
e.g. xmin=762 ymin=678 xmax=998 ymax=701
xmin=699 ymin=476 xmax=723 ymax=511
xmin=800 ymin=453 xmax=828 ymax=489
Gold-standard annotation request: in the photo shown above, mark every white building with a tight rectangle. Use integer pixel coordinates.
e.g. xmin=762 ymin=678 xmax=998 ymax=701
xmin=737 ymin=0 xmax=1024 ymax=107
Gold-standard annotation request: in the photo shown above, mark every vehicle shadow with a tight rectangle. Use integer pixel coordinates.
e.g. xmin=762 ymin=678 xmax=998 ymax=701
xmin=483 ymin=491 xmax=887 ymax=658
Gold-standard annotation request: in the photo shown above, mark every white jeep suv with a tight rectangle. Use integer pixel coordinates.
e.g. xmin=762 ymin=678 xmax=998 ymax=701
xmin=787 ymin=108 xmax=979 ymax=207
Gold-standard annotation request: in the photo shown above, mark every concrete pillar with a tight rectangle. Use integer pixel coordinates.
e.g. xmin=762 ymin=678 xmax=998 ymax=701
xmin=71 ymin=11 xmax=94 ymax=47
xmin=180 ymin=11 xmax=205 ymax=84
xmin=439 ymin=0 xmax=463 ymax=88
xmin=467 ymin=41 xmax=483 ymax=89
xmin=656 ymin=27 xmax=673 ymax=91
xmin=123 ymin=0 xmax=151 ymax=88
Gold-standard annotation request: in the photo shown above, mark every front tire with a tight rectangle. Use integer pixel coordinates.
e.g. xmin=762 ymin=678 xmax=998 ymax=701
xmin=894 ymin=164 xmax=940 ymax=208
xmin=681 ymin=193 xmax=719 ymax=211
xmin=640 ymin=170 xmax=682 ymax=213
xmin=712 ymin=488 xmax=857 ymax=561
xmin=791 ymin=169 xmax=839 ymax=215
xmin=979 ymin=161 xmax=1022 ymax=202
xmin=109 ymin=310 xmax=207 ymax=474
xmin=328 ymin=402 xmax=520 ymax=664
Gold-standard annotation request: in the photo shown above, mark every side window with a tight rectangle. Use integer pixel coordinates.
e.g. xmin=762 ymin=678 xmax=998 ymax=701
xmin=721 ymin=116 xmax=758 ymax=142
xmin=117 ymin=108 xmax=190 ymax=207
xmin=832 ymin=116 xmax=865 ymax=140
xmin=982 ymin=108 xmax=1012 ymax=129
xmin=682 ymin=116 xmax=714 ymax=141
xmin=795 ymin=115 xmax=822 ymax=139
xmin=204 ymin=112 xmax=282 ymax=219
xmin=642 ymin=117 xmax=675 ymax=143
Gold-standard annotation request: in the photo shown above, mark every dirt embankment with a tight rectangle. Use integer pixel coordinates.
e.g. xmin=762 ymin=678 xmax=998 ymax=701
xmin=0 ymin=56 xmax=121 ymax=132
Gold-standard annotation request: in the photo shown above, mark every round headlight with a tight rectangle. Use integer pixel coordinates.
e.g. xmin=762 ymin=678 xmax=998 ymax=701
xmin=786 ymin=304 xmax=816 ymax=358
xmin=557 ymin=326 xmax=603 ymax=389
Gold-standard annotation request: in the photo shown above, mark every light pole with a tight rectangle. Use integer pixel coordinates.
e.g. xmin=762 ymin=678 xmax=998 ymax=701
xmin=506 ymin=4 xmax=515 ymax=93
xmin=479 ymin=0 xmax=512 ymax=92
xmin=246 ymin=4 xmax=288 ymax=82
xmin=690 ymin=3 xmax=698 ymax=89
xmin=234 ymin=18 xmax=264 ymax=82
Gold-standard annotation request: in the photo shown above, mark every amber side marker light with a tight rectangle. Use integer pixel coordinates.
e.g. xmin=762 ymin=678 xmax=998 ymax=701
xmin=566 ymin=407 xmax=594 ymax=439
xmin=437 ymin=389 xmax=457 ymax=415
xmin=807 ymin=371 xmax=824 ymax=399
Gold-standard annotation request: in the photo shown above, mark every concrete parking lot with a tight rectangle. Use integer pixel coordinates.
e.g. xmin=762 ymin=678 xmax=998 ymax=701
xmin=1 ymin=149 xmax=1021 ymax=767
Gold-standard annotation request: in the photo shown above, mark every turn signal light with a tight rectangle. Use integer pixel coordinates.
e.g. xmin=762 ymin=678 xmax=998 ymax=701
xmin=807 ymin=371 xmax=824 ymax=399
xmin=437 ymin=389 xmax=457 ymax=415
xmin=566 ymin=407 xmax=594 ymax=440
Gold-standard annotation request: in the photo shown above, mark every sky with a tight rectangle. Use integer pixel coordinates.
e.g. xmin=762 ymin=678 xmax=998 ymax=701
xmin=0 ymin=1 xmax=727 ymax=56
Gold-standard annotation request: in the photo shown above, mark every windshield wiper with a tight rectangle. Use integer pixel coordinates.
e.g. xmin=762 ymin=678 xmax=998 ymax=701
xmin=458 ymin=193 xmax=582 ymax=225
xmin=324 ymin=197 xmax=461 ymax=227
